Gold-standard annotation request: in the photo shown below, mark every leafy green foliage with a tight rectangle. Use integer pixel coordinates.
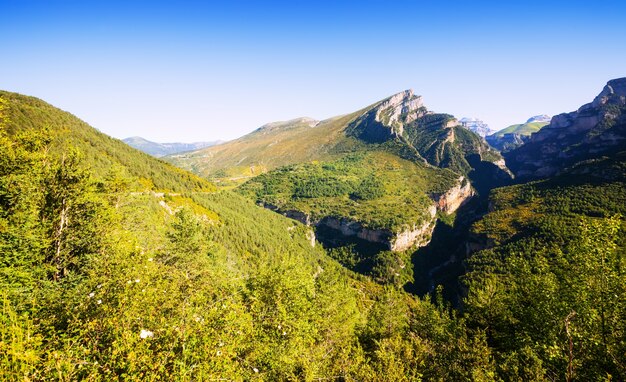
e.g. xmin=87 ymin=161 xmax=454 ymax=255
xmin=0 ymin=102 xmax=495 ymax=380
xmin=465 ymin=168 xmax=626 ymax=380
xmin=2 ymin=89 xmax=624 ymax=381
xmin=0 ymin=91 xmax=214 ymax=193
xmin=239 ymin=151 xmax=456 ymax=231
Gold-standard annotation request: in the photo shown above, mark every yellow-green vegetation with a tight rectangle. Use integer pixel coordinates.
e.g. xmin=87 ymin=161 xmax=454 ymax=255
xmin=0 ymin=91 xmax=214 ymax=193
xmin=491 ymin=121 xmax=548 ymax=137
xmin=0 ymin=92 xmax=498 ymax=380
xmin=465 ymin=160 xmax=626 ymax=380
xmin=168 ymin=113 xmax=365 ymax=186
xmin=2 ymin=88 xmax=624 ymax=381
xmin=239 ymin=151 xmax=458 ymax=231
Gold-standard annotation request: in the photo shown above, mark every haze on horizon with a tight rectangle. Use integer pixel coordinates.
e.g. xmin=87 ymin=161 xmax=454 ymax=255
xmin=1 ymin=0 xmax=625 ymax=142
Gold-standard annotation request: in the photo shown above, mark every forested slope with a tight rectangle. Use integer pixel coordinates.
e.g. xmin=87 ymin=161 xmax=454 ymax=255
xmin=0 ymin=92 xmax=495 ymax=380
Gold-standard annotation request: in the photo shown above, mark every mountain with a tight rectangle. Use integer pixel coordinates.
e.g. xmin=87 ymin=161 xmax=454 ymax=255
xmin=461 ymin=79 xmax=626 ymax=380
xmin=188 ymin=90 xmax=510 ymax=256
xmin=526 ymin=114 xmax=551 ymax=123
xmin=2 ymin=82 xmax=625 ymax=381
xmin=505 ymin=77 xmax=626 ymax=178
xmin=123 ymin=136 xmax=223 ymax=157
xmin=169 ymin=90 xmax=506 ymax=182
xmin=1 ymin=90 xmax=498 ymax=380
xmin=459 ymin=117 xmax=493 ymax=137
xmin=486 ymin=120 xmax=548 ymax=151
xmin=167 ymin=114 xmax=363 ymax=185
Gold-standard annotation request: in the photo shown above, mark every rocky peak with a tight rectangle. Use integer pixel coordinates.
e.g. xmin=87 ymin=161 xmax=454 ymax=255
xmin=347 ymin=89 xmax=428 ymax=143
xmin=526 ymin=114 xmax=551 ymax=123
xmin=460 ymin=117 xmax=492 ymax=137
xmin=373 ymin=89 xmax=425 ymax=136
xmin=592 ymin=77 xmax=626 ymax=108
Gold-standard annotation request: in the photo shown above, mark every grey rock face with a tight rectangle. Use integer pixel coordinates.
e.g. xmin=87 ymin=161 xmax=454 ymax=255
xmin=505 ymin=77 xmax=626 ymax=178
xmin=526 ymin=114 xmax=551 ymax=123
xmin=460 ymin=117 xmax=492 ymax=137
xmin=347 ymin=89 xmax=428 ymax=142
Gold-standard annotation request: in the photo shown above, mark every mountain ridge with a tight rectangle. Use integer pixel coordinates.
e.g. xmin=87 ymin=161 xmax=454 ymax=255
xmin=486 ymin=120 xmax=548 ymax=151
xmin=505 ymin=77 xmax=626 ymax=178
xmin=123 ymin=136 xmax=224 ymax=157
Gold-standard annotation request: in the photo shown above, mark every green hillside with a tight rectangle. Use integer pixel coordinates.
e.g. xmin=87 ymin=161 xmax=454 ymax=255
xmin=486 ymin=121 xmax=548 ymax=151
xmin=464 ymin=155 xmax=626 ymax=380
xmin=168 ymin=114 xmax=363 ymax=186
xmin=492 ymin=121 xmax=547 ymax=137
xmin=0 ymin=91 xmax=213 ymax=193
xmin=0 ymin=92 xmax=496 ymax=380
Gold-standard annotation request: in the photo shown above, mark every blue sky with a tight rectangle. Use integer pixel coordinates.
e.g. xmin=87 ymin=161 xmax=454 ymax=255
xmin=1 ymin=0 xmax=625 ymax=141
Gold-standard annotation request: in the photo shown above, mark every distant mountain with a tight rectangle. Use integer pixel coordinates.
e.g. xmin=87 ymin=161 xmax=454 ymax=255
xmin=505 ymin=77 xmax=626 ymax=178
xmin=526 ymin=114 xmax=551 ymax=123
xmin=123 ymin=136 xmax=223 ymax=157
xmin=0 ymin=91 xmax=213 ymax=192
xmin=486 ymin=120 xmax=549 ymax=151
xmin=459 ymin=117 xmax=492 ymax=137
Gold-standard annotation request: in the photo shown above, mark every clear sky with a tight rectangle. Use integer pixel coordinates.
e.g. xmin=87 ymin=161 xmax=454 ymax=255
xmin=1 ymin=0 xmax=625 ymax=142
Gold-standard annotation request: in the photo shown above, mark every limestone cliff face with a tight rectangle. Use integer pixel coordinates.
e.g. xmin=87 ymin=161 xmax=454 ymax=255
xmin=317 ymin=204 xmax=438 ymax=252
xmin=390 ymin=206 xmax=438 ymax=251
xmin=506 ymin=78 xmax=626 ymax=178
xmin=431 ymin=177 xmax=474 ymax=214
xmin=263 ymin=177 xmax=474 ymax=252
xmin=347 ymin=89 xmax=428 ymax=142
xmin=318 ymin=217 xmax=392 ymax=244
xmin=486 ymin=133 xmax=531 ymax=152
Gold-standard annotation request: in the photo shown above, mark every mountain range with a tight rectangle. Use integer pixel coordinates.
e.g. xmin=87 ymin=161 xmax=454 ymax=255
xmin=122 ymin=136 xmax=224 ymax=157
xmin=1 ymin=78 xmax=625 ymax=380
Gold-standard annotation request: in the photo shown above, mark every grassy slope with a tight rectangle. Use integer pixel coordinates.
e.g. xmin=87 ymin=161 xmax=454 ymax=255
xmin=0 ymin=90 xmax=214 ymax=193
xmin=491 ymin=121 xmax=547 ymax=137
xmin=168 ymin=112 xmax=364 ymax=185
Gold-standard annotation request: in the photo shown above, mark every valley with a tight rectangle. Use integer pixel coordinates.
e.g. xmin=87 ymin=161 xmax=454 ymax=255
xmin=1 ymin=78 xmax=625 ymax=380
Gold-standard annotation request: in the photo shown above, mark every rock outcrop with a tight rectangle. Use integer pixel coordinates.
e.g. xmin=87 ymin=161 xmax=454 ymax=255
xmin=486 ymin=133 xmax=530 ymax=152
xmin=506 ymin=78 xmax=626 ymax=178
xmin=347 ymin=89 xmax=428 ymax=142
xmin=460 ymin=117 xmax=492 ymax=137
xmin=263 ymin=178 xmax=473 ymax=252
xmin=526 ymin=115 xmax=551 ymax=123
xmin=431 ymin=177 xmax=474 ymax=214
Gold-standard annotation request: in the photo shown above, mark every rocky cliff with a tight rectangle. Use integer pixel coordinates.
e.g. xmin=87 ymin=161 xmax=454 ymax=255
xmin=506 ymin=78 xmax=626 ymax=178
xmin=347 ymin=89 xmax=428 ymax=142
xmin=345 ymin=90 xmax=505 ymax=176
xmin=265 ymin=178 xmax=473 ymax=252
xmin=486 ymin=133 xmax=529 ymax=152
xmin=431 ymin=177 xmax=475 ymax=214
xmin=460 ymin=117 xmax=492 ymax=137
